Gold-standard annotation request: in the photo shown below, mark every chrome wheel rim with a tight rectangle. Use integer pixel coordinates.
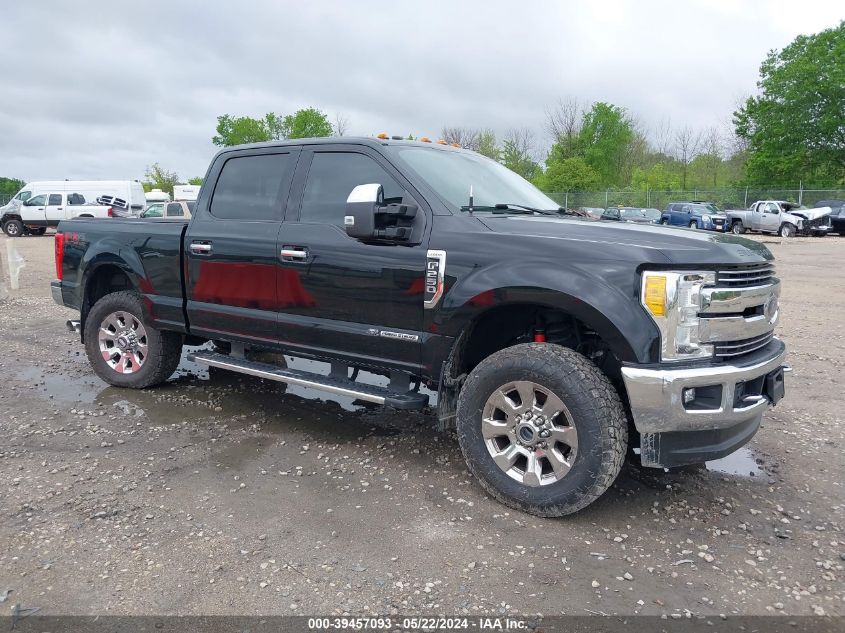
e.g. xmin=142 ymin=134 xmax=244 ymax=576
xmin=482 ymin=381 xmax=578 ymax=487
xmin=732 ymin=224 xmax=742 ymax=234
xmin=98 ymin=311 xmax=148 ymax=374
xmin=5 ymin=223 xmax=20 ymax=236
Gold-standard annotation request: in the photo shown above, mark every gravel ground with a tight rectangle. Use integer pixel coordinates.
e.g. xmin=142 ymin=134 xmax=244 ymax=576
xmin=0 ymin=231 xmax=842 ymax=618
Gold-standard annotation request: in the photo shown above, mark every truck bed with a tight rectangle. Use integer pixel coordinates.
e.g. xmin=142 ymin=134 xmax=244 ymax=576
xmin=56 ymin=218 xmax=189 ymax=332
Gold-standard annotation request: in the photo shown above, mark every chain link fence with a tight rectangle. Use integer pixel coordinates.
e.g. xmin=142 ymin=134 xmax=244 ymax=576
xmin=0 ymin=194 xmax=11 ymax=206
xmin=547 ymin=188 xmax=845 ymax=211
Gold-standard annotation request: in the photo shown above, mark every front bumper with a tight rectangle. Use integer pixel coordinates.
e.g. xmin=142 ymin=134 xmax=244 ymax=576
xmin=621 ymin=339 xmax=787 ymax=435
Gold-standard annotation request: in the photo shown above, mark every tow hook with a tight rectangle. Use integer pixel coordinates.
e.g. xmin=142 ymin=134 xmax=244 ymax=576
xmin=66 ymin=320 xmax=81 ymax=334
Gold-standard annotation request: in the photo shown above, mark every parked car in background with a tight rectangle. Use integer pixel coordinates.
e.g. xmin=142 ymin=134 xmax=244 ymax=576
xmin=8 ymin=180 xmax=146 ymax=216
xmin=141 ymin=200 xmax=194 ymax=219
xmin=725 ymin=200 xmax=832 ymax=237
xmin=572 ymin=206 xmax=604 ymax=220
xmin=814 ymin=200 xmax=845 ymax=235
xmin=2 ymin=192 xmax=113 ymax=236
xmin=660 ymin=202 xmax=727 ymax=231
xmin=602 ymin=207 xmax=661 ymax=224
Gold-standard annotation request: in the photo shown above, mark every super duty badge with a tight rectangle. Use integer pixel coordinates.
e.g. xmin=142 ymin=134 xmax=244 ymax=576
xmin=424 ymin=249 xmax=446 ymax=309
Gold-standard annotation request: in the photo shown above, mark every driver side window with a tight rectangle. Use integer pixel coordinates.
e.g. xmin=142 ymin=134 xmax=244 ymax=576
xmin=299 ymin=152 xmax=403 ymax=226
xmin=25 ymin=194 xmax=47 ymax=206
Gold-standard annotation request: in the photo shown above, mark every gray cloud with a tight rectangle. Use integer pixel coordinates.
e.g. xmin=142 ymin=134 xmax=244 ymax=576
xmin=1 ymin=0 xmax=841 ymax=183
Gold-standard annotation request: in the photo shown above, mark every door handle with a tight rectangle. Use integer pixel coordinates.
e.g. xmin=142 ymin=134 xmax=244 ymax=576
xmin=281 ymin=247 xmax=308 ymax=260
xmin=190 ymin=241 xmax=212 ymax=255
xmin=57 ymin=207 xmax=63 ymax=210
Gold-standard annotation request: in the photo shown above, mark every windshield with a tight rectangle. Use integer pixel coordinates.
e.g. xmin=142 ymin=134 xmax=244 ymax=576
xmin=386 ymin=146 xmax=559 ymax=213
xmin=620 ymin=207 xmax=660 ymax=220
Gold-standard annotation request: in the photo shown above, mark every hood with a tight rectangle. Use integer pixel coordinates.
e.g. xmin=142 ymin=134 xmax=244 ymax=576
xmin=477 ymin=215 xmax=773 ymax=266
xmin=790 ymin=206 xmax=831 ymax=221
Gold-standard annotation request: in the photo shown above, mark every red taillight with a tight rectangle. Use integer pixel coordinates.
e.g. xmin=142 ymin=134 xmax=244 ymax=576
xmin=107 ymin=207 xmax=114 ymax=217
xmin=55 ymin=232 xmax=65 ymax=280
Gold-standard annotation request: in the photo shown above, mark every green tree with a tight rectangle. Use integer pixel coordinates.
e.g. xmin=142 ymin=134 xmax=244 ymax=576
xmin=0 ymin=176 xmax=25 ymax=198
xmin=188 ymin=177 xmax=203 ymax=186
xmin=534 ymin=157 xmax=599 ymax=192
xmin=631 ymin=163 xmax=681 ymax=192
xmin=500 ymin=128 xmax=539 ymax=180
xmin=212 ymin=114 xmax=272 ymax=146
xmin=476 ymin=129 xmax=500 ymax=160
xmin=734 ymin=21 xmax=845 ymax=184
xmin=577 ymin=102 xmax=635 ymax=187
xmin=282 ymin=107 xmax=334 ymax=139
xmin=143 ymin=163 xmax=180 ymax=195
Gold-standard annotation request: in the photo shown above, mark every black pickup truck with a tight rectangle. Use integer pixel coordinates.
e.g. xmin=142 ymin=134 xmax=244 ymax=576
xmin=52 ymin=137 xmax=788 ymax=516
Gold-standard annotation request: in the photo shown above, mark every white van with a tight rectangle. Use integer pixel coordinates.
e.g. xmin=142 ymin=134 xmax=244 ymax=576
xmin=11 ymin=180 xmax=146 ymax=214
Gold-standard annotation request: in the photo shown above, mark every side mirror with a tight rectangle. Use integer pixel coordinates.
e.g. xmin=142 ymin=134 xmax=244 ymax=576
xmin=345 ymin=183 xmax=418 ymax=242
xmin=345 ymin=184 xmax=383 ymax=240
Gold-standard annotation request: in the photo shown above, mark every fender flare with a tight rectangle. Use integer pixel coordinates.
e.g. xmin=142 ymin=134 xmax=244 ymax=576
xmin=434 ymin=260 xmax=657 ymax=364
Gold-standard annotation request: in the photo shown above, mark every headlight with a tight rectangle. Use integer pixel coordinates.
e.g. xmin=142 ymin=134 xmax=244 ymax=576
xmin=641 ymin=271 xmax=716 ymax=361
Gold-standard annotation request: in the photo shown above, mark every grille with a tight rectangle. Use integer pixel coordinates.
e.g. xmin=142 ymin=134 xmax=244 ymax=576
xmin=714 ymin=332 xmax=774 ymax=358
xmin=807 ymin=216 xmax=829 ymax=228
xmin=716 ymin=264 xmax=775 ymax=288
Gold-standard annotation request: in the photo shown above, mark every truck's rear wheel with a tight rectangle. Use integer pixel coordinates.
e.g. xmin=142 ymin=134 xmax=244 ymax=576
xmin=456 ymin=343 xmax=627 ymax=517
xmin=84 ymin=291 xmax=182 ymax=388
xmin=2 ymin=219 xmax=23 ymax=237
xmin=731 ymin=221 xmax=745 ymax=234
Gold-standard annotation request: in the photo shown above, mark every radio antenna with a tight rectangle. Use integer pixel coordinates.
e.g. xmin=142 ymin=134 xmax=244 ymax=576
xmin=468 ymin=185 xmax=474 ymax=215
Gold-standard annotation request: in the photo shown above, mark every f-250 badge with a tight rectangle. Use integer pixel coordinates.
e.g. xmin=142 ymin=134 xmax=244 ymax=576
xmin=424 ymin=250 xmax=446 ymax=309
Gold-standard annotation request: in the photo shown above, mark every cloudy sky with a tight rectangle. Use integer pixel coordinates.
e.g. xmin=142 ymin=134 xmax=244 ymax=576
xmin=1 ymin=1 xmax=841 ymax=184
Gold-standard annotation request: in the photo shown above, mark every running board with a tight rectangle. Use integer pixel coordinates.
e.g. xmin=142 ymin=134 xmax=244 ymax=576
xmin=186 ymin=351 xmax=428 ymax=410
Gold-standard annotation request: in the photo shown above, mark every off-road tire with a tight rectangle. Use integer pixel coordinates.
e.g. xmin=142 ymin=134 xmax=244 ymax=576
xmin=731 ymin=221 xmax=745 ymax=235
xmin=456 ymin=343 xmax=627 ymax=517
xmin=779 ymin=223 xmax=796 ymax=238
xmin=2 ymin=218 xmax=23 ymax=237
xmin=84 ymin=291 xmax=182 ymax=388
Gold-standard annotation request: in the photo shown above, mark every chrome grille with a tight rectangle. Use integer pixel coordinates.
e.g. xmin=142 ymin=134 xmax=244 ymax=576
xmin=714 ymin=332 xmax=775 ymax=358
xmin=716 ymin=264 xmax=775 ymax=288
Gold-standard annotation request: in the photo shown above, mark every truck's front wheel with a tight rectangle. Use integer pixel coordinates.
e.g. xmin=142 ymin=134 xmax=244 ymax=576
xmin=2 ymin=218 xmax=23 ymax=237
xmin=84 ymin=291 xmax=182 ymax=388
xmin=456 ymin=343 xmax=627 ymax=517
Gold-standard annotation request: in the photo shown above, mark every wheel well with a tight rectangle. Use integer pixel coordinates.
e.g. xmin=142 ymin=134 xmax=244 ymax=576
xmin=436 ymin=303 xmax=630 ymax=433
xmin=2 ymin=214 xmax=22 ymax=223
xmin=82 ymin=265 xmax=134 ymax=333
xmin=454 ymin=304 xmax=622 ymax=381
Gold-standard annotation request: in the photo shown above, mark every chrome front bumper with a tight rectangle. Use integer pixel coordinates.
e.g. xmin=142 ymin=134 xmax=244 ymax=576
xmin=621 ymin=339 xmax=787 ymax=434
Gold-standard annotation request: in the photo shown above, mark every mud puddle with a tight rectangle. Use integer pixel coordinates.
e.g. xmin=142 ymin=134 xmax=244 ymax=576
xmin=705 ymin=447 xmax=762 ymax=477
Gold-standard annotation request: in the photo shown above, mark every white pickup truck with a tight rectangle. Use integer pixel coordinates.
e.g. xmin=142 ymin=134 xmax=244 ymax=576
xmin=1 ymin=192 xmax=114 ymax=237
xmin=725 ymin=200 xmax=832 ymax=238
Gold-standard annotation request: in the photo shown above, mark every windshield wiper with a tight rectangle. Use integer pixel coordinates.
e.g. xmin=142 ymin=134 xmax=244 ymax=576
xmin=459 ymin=203 xmax=563 ymax=216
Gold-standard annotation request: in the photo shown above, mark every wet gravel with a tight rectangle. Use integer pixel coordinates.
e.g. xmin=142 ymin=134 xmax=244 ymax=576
xmin=0 ymin=232 xmax=842 ymax=617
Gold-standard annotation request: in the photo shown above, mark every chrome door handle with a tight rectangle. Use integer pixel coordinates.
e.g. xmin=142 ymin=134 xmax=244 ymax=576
xmin=281 ymin=248 xmax=307 ymax=259
xmin=190 ymin=242 xmax=212 ymax=255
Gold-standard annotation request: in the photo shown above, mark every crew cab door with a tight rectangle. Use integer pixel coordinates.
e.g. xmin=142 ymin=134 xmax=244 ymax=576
xmin=20 ymin=194 xmax=47 ymax=223
xmin=44 ymin=193 xmax=66 ymax=223
xmin=276 ymin=145 xmax=429 ymax=372
xmin=184 ymin=147 xmax=300 ymax=344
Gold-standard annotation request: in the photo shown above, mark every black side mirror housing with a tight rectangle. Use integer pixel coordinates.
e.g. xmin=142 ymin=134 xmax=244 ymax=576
xmin=345 ymin=184 xmax=419 ymax=242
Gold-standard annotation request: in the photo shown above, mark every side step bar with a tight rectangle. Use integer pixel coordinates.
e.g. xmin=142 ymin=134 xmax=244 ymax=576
xmin=187 ymin=351 xmax=429 ymax=411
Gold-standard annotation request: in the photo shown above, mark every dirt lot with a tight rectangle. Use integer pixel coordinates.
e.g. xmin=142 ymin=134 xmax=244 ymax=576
xmin=0 ymin=230 xmax=842 ymax=618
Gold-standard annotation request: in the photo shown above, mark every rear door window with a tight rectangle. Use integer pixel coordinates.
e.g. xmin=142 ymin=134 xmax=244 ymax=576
xmin=210 ymin=153 xmax=296 ymax=221
xmin=48 ymin=194 xmax=62 ymax=206
xmin=166 ymin=203 xmax=184 ymax=217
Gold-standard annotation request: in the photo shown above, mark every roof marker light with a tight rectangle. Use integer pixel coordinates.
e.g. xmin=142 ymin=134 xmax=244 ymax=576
xmin=376 ymin=132 xmax=389 ymax=139
xmin=436 ymin=139 xmax=447 ymax=145
xmin=420 ymin=137 xmax=431 ymax=143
